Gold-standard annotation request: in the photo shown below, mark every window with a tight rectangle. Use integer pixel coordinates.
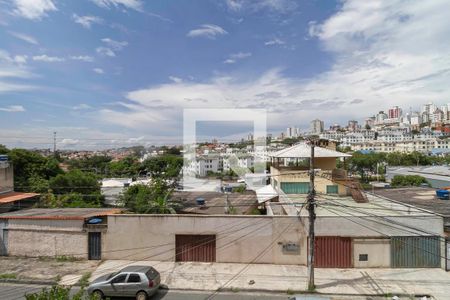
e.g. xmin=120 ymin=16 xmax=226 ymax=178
xmin=359 ymin=254 xmax=368 ymax=261
xmin=128 ymin=274 xmax=141 ymax=283
xmin=146 ymin=268 xmax=158 ymax=280
xmin=111 ymin=274 xmax=127 ymax=284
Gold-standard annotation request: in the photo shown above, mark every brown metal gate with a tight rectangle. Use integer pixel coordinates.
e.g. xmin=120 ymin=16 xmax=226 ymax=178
xmin=314 ymin=236 xmax=352 ymax=268
xmin=175 ymin=235 xmax=216 ymax=262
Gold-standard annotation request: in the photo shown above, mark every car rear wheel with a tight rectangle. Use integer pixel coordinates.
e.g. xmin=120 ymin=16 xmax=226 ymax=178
xmin=136 ymin=291 xmax=148 ymax=300
xmin=92 ymin=290 xmax=104 ymax=300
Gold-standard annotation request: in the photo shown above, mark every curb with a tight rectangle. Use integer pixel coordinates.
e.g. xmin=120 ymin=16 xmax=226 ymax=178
xmin=0 ymin=279 xmax=57 ymax=286
xmin=160 ymin=285 xmax=432 ymax=298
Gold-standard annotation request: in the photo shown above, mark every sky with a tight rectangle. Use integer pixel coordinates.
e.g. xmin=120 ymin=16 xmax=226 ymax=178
xmin=1 ymin=0 xmax=450 ymax=150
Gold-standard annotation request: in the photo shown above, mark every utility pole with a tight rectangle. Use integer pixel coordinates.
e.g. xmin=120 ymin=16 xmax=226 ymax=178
xmin=307 ymin=139 xmax=316 ymax=291
xmin=53 ymin=131 xmax=57 ymax=156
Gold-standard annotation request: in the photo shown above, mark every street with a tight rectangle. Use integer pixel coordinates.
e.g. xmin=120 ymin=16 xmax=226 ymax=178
xmin=0 ymin=283 xmax=292 ymax=300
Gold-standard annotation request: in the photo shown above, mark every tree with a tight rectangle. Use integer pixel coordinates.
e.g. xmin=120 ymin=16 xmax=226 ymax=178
xmin=46 ymin=170 xmax=104 ymax=207
xmin=119 ymin=178 xmax=179 ymax=214
xmin=142 ymin=155 xmax=183 ymax=181
xmin=6 ymin=148 xmax=63 ymax=191
xmin=67 ymin=155 xmax=112 ymax=174
xmin=0 ymin=144 xmax=8 ymax=154
xmin=107 ymin=156 xmax=141 ymax=178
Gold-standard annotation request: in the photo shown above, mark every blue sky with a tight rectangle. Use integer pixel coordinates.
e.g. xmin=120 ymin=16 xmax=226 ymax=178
xmin=1 ymin=0 xmax=450 ymax=149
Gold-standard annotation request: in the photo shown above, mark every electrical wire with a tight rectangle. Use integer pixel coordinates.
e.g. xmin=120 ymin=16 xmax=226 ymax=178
xmin=318 ymin=204 xmax=447 ymax=261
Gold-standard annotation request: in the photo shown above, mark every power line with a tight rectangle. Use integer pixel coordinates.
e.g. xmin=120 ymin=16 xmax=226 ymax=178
xmin=206 ymin=223 xmax=294 ymax=299
xmin=318 ymin=204 xmax=447 ymax=261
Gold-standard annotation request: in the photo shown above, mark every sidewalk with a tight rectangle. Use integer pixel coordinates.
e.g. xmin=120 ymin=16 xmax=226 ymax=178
xmin=80 ymin=260 xmax=450 ymax=300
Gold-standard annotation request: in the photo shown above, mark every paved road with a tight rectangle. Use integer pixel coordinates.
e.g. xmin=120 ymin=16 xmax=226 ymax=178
xmin=0 ymin=283 xmax=291 ymax=300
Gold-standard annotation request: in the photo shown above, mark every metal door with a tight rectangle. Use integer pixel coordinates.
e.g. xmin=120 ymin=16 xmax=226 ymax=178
xmin=314 ymin=236 xmax=352 ymax=268
xmin=391 ymin=236 xmax=440 ymax=268
xmin=0 ymin=220 xmax=7 ymax=256
xmin=88 ymin=232 xmax=101 ymax=260
xmin=175 ymin=235 xmax=216 ymax=262
xmin=446 ymin=239 xmax=450 ymax=271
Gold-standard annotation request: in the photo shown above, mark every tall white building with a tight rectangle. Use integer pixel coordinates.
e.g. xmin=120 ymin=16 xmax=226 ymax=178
xmin=310 ymin=119 xmax=324 ymax=134
xmin=286 ymin=127 xmax=293 ymax=138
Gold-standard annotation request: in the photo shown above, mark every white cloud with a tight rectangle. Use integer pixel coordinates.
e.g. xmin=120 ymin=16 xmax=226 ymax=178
xmin=0 ymin=50 xmax=34 ymax=93
xmin=93 ymin=68 xmax=104 ymax=74
xmin=69 ymin=55 xmax=94 ymax=62
xmin=8 ymin=31 xmax=38 ymax=45
xmin=169 ymin=76 xmax=183 ymax=83
xmin=187 ymin=24 xmax=228 ymax=39
xmin=101 ymin=38 xmax=128 ymax=50
xmin=60 ymin=138 xmax=79 ymax=146
xmin=264 ymin=38 xmax=285 ymax=46
xmin=72 ymin=103 xmax=92 ymax=110
xmin=223 ymin=59 xmax=236 ymax=64
xmin=32 ymin=54 xmax=65 ymax=62
xmin=90 ymin=0 xmax=142 ymax=11
xmin=0 ymin=105 xmax=25 ymax=112
xmin=72 ymin=14 xmax=103 ymax=29
xmin=13 ymin=55 xmax=28 ymax=64
xmin=96 ymin=39 xmax=128 ymax=57
xmin=12 ymin=0 xmax=57 ymax=20
xmin=96 ymin=47 xmax=115 ymax=57
xmin=225 ymin=0 xmax=297 ymax=13
xmin=224 ymin=52 xmax=252 ymax=64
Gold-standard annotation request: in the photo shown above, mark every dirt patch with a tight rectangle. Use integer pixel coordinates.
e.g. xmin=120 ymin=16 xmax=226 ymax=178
xmin=0 ymin=256 xmax=100 ymax=282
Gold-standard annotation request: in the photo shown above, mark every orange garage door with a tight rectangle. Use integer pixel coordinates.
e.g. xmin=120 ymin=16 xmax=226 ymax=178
xmin=314 ymin=236 xmax=352 ymax=268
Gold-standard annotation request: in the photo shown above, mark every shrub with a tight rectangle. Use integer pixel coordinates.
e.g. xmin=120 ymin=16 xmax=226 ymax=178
xmin=391 ymin=175 xmax=429 ymax=187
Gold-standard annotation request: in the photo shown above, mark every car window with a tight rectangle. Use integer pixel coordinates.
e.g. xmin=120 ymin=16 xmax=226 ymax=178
xmin=111 ymin=274 xmax=127 ymax=284
xmin=128 ymin=274 xmax=141 ymax=283
xmin=146 ymin=267 xmax=158 ymax=280
xmin=107 ymin=271 xmax=119 ymax=280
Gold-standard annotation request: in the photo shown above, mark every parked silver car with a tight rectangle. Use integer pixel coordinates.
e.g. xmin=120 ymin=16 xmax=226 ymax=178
xmin=87 ymin=265 xmax=161 ymax=300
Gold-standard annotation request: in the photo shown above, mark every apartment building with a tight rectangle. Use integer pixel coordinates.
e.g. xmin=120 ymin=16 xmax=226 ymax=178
xmin=353 ymin=138 xmax=450 ymax=153
xmin=310 ymin=119 xmax=324 ymax=134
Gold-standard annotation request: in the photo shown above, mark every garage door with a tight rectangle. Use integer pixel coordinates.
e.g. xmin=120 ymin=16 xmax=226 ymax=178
xmin=281 ymin=182 xmax=309 ymax=194
xmin=314 ymin=237 xmax=352 ymax=268
xmin=175 ymin=235 xmax=216 ymax=262
xmin=391 ymin=236 xmax=440 ymax=268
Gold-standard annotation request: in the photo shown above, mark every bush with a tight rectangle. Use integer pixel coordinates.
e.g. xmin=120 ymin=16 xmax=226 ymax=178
xmin=25 ymin=285 xmax=99 ymax=300
xmin=232 ymin=185 xmax=246 ymax=193
xmin=391 ymin=175 xmax=429 ymax=187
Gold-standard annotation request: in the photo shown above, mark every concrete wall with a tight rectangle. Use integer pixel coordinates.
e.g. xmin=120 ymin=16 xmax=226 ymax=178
xmin=104 ymin=214 xmax=444 ymax=268
xmin=353 ymin=238 xmax=390 ymax=268
xmin=104 ymin=215 xmax=308 ymax=265
xmin=5 ymin=219 xmax=88 ymax=258
xmin=315 ymin=216 xmax=444 ymax=237
xmin=313 ymin=157 xmax=337 ymax=170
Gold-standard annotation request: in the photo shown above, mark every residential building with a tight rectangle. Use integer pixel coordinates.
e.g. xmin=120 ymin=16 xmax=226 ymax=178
xmin=347 ymin=120 xmax=359 ymax=132
xmin=388 ymin=106 xmax=402 ymax=119
xmin=375 ymin=111 xmax=388 ymax=125
xmin=310 ymin=119 xmax=324 ymax=134
xmin=269 ymin=142 xmax=353 ymax=197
